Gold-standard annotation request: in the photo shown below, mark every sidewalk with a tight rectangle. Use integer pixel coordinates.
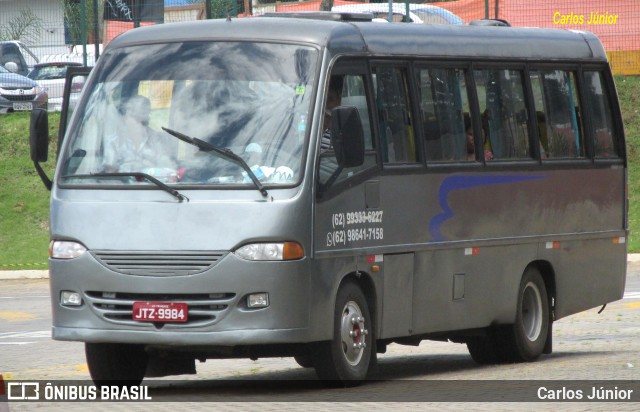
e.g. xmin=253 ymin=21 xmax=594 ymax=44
xmin=3 ymin=254 xmax=640 ymax=280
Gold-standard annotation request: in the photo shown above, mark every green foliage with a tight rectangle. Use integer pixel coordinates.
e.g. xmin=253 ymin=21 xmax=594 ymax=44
xmin=0 ymin=7 xmax=43 ymax=44
xmin=0 ymin=112 xmax=59 ymax=270
xmin=210 ymin=0 xmax=236 ymax=18
xmin=614 ymin=76 xmax=640 ymax=252
xmin=60 ymin=0 xmax=102 ymax=47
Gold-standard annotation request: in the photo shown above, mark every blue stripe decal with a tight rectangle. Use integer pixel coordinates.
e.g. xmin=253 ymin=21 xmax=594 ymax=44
xmin=429 ymin=174 xmax=545 ymax=242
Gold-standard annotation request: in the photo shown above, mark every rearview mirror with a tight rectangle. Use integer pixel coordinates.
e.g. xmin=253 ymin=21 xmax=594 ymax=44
xmin=330 ymin=106 xmax=365 ymax=168
xmin=30 ymin=108 xmax=52 ymax=191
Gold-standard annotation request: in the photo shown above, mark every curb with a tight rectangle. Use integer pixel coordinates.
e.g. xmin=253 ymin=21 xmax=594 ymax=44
xmin=628 ymin=254 xmax=640 ymax=263
xmin=0 ymin=269 xmax=48 ymax=280
xmin=2 ymin=254 xmax=640 ymax=281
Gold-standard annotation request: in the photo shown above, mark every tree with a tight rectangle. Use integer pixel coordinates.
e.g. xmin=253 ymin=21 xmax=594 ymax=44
xmin=320 ymin=0 xmax=333 ymax=12
xmin=0 ymin=7 xmax=43 ymax=44
xmin=210 ymin=0 xmax=235 ymax=18
xmin=61 ymin=0 xmax=103 ymax=48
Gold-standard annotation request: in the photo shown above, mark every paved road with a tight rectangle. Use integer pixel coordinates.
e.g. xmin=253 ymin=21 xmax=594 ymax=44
xmin=2 ymin=263 xmax=640 ymax=410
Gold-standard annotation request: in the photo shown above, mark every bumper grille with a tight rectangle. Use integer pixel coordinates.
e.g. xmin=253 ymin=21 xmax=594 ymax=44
xmin=92 ymin=250 xmax=227 ymax=276
xmin=2 ymin=94 xmax=36 ymax=102
xmin=85 ymin=291 xmax=236 ymax=327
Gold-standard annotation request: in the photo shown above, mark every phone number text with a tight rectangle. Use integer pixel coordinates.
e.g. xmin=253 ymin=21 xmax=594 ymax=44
xmin=326 ymin=228 xmax=384 ymax=247
xmin=332 ymin=211 xmax=384 ymax=228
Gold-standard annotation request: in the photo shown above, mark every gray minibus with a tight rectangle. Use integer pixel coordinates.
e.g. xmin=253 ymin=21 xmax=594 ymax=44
xmin=31 ymin=12 xmax=627 ymax=386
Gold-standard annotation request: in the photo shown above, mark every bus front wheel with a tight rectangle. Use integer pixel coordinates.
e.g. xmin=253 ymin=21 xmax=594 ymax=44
xmin=312 ymin=280 xmax=376 ymax=386
xmin=467 ymin=267 xmax=550 ymax=364
xmin=85 ymin=342 xmax=148 ymax=385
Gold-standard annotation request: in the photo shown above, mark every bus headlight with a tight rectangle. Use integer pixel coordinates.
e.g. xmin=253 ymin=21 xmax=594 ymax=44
xmin=234 ymin=241 xmax=304 ymax=261
xmin=50 ymin=240 xmax=87 ymax=259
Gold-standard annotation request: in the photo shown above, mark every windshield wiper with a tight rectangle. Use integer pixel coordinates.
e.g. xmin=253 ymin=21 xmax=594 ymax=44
xmin=62 ymin=172 xmax=188 ymax=202
xmin=161 ymin=126 xmax=268 ymax=197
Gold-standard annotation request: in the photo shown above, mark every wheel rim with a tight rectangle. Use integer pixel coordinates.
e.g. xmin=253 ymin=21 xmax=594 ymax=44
xmin=339 ymin=300 xmax=368 ymax=366
xmin=521 ymin=281 xmax=543 ymax=341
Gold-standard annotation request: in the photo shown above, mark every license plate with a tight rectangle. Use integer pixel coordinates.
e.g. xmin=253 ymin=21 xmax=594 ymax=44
xmin=132 ymin=302 xmax=188 ymax=322
xmin=13 ymin=102 xmax=33 ymax=111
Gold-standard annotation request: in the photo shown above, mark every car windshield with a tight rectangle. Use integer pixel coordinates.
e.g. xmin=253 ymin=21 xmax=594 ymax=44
xmin=59 ymin=41 xmax=318 ymax=189
xmin=29 ymin=65 xmax=70 ymax=80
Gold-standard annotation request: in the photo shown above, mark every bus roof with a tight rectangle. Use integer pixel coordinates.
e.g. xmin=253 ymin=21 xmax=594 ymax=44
xmin=108 ymin=15 xmax=607 ymax=62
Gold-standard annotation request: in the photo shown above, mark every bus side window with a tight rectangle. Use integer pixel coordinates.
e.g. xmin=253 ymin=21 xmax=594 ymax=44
xmin=318 ymin=72 xmax=377 ymax=186
xmin=474 ymin=69 xmax=531 ymax=160
xmin=583 ymin=71 xmax=619 ymax=158
xmin=531 ymin=70 xmax=585 ymax=159
xmin=416 ymin=67 xmax=471 ymax=162
xmin=373 ymin=66 xmax=417 ymax=163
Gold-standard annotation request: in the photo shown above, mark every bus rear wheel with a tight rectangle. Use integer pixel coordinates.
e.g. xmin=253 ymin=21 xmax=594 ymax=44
xmin=509 ymin=267 xmax=550 ymax=361
xmin=312 ymin=280 xmax=376 ymax=386
xmin=85 ymin=342 xmax=148 ymax=385
xmin=467 ymin=267 xmax=550 ymax=364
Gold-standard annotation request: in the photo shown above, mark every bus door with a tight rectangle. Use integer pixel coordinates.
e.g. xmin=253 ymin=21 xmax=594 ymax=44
xmin=315 ymin=61 xmax=423 ymax=340
xmin=59 ymin=66 xmax=92 ymax=154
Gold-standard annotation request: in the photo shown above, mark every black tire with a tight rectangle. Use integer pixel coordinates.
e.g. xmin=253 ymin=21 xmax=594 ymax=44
xmin=293 ymin=354 xmax=314 ymax=368
xmin=312 ymin=280 xmax=376 ymax=386
xmin=467 ymin=267 xmax=550 ymax=364
xmin=85 ymin=343 xmax=148 ymax=386
xmin=466 ymin=331 xmax=505 ymax=364
xmin=506 ymin=267 xmax=550 ymax=361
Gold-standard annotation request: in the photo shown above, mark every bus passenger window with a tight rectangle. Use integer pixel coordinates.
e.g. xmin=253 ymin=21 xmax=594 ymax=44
xmin=373 ymin=66 xmax=417 ymax=163
xmin=416 ymin=67 xmax=471 ymax=162
xmin=530 ymin=70 xmax=585 ymax=159
xmin=474 ymin=69 xmax=531 ymax=160
xmin=584 ymin=71 xmax=619 ymax=158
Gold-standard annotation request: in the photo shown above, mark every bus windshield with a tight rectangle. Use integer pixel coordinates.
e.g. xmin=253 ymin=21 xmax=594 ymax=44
xmin=59 ymin=42 xmax=318 ymax=188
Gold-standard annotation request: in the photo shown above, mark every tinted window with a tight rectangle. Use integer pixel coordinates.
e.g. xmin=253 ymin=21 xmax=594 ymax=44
xmin=0 ymin=44 xmax=27 ymax=75
xmin=373 ymin=66 xmax=417 ymax=163
xmin=417 ymin=67 xmax=472 ymax=162
xmin=531 ymin=70 xmax=584 ymax=159
xmin=474 ymin=69 xmax=531 ymax=160
xmin=318 ymin=73 xmax=377 ymax=186
xmin=584 ymin=71 xmax=619 ymax=158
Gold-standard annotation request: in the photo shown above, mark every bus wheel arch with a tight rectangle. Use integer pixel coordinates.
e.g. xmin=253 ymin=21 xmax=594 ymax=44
xmin=467 ymin=263 xmax=554 ymax=364
xmin=311 ymin=272 xmax=378 ymax=386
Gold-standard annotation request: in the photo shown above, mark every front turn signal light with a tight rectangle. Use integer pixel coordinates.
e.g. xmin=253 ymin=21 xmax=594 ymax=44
xmin=283 ymin=241 xmax=304 ymax=260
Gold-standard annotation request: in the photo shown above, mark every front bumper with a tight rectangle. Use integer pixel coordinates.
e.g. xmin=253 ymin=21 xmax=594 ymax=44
xmin=49 ymin=251 xmax=315 ymax=346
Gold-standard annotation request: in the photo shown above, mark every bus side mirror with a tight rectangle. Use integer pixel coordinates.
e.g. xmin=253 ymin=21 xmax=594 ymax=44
xmin=330 ymin=106 xmax=365 ymax=168
xmin=30 ymin=108 xmax=52 ymax=190
xmin=30 ymin=109 xmax=49 ymax=162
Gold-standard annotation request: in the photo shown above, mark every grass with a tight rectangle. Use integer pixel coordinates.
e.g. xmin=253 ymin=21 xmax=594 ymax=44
xmin=0 ymin=76 xmax=639 ymax=269
xmin=0 ymin=112 xmax=59 ymax=270
xmin=615 ymin=76 xmax=640 ymax=251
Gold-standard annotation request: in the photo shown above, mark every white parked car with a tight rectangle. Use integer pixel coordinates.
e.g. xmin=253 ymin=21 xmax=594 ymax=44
xmin=332 ymin=3 xmax=464 ymax=25
xmin=27 ymin=62 xmax=83 ymax=112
